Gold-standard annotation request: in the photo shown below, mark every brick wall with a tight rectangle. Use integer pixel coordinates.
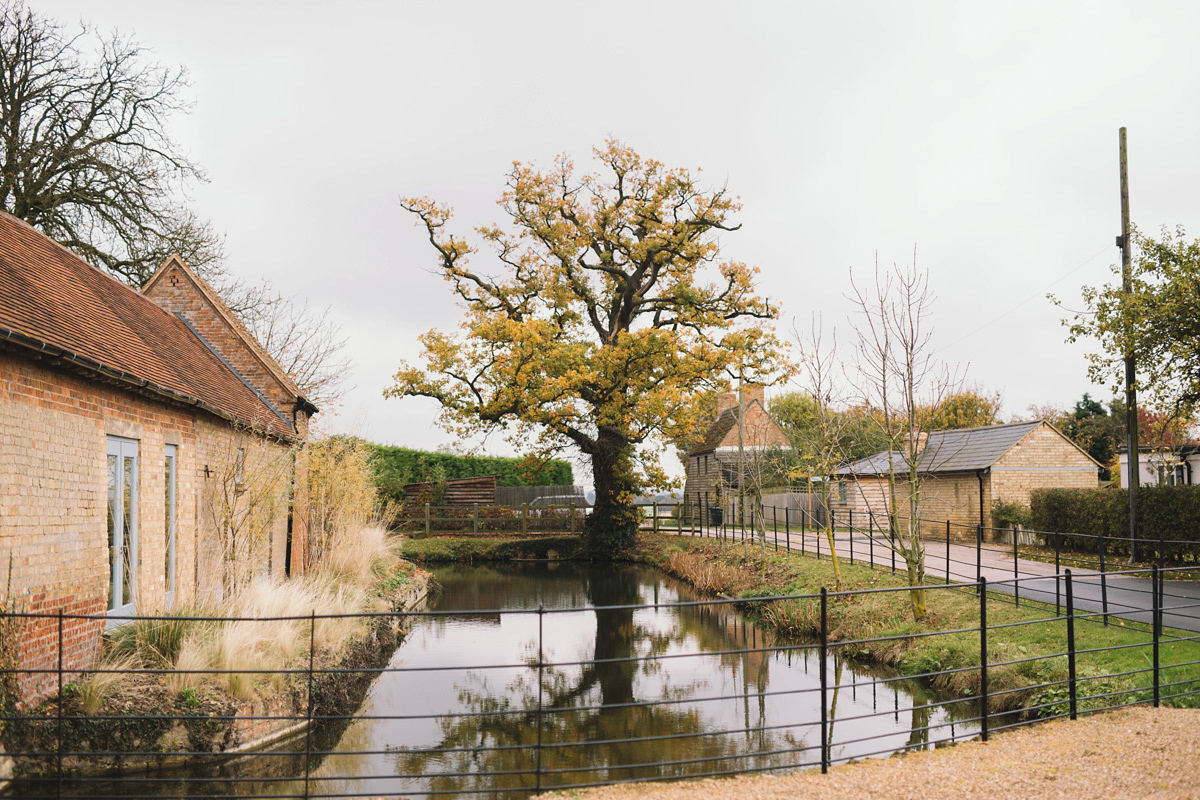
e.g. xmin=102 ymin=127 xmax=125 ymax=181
xmin=0 ymin=351 xmax=297 ymax=704
xmin=142 ymin=261 xmax=297 ymax=415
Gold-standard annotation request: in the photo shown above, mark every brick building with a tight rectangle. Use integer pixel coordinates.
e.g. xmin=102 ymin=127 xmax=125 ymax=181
xmin=682 ymin=386 xmax=790 ymax=516
xmin=0 ymin=213 xmax=316 ymax=703
xmin=833 ymin=420 xmax=1100 ymax=537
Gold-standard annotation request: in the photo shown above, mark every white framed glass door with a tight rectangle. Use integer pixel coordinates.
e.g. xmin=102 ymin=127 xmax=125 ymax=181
xmin=164 ymin=443 xmax=177 ymax=609
xmin=107 ymin=436 xmax=138 ymax=627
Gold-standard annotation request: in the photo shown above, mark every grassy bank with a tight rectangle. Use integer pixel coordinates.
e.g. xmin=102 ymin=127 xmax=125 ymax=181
xmin=635 ymin=534 xmax=1200 ymax=715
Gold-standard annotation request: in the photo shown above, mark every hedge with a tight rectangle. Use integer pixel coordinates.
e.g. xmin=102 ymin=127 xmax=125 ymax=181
xmin=1030 ymin=486 xmax=1200 ymax=562
xmin=369 ymin=445 xmax=574 ymax=503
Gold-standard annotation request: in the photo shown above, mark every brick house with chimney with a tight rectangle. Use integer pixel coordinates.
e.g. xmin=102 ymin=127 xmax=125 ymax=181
xmin=0 ymin=212 xmax=316 ymax=703
xmin=832 ymin=420 xmax=1100 ymax=538
xmin=682 ymin=386 xmax=790 ymax=517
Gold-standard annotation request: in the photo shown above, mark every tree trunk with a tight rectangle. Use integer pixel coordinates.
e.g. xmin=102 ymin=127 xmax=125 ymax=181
xmin=583 ymin=429 xmax=641 ymax=558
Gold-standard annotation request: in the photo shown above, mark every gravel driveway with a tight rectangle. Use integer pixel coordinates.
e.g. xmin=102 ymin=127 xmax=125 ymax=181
xmin=536 ymin=706 xmax=1200 ymax=800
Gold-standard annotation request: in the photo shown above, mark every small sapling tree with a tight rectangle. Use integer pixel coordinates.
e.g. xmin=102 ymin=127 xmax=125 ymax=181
xmin=848 ymin=255 xmax=957 ymax=621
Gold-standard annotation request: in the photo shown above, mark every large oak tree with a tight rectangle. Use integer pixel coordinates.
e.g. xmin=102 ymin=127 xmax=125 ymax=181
xmin=389 ymin=141 xmax=785 ymax=555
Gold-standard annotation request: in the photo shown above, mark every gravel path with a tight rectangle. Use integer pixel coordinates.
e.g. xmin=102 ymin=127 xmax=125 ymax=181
xmin=536 ymin=706 xmax=1200 ymax=800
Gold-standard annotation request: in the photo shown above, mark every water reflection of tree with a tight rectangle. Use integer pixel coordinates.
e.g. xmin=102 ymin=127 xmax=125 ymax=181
xmin=390 ymin=567 xmax=805 ymax=797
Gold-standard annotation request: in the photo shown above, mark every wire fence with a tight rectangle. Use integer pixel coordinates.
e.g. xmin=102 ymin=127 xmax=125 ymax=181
xmin=3 ymin=561 xmax=1199 ymax=798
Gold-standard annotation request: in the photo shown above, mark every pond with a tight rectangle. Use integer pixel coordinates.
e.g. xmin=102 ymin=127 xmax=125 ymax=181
xmin=309 ymin=561 xmax=980 ymax=798
xmin=12 ymin=562 xmax=981 ymax=798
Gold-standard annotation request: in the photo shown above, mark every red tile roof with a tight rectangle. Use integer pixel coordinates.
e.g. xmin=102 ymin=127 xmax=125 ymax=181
xmin=0 ymin=212 xmax=299 ymax=438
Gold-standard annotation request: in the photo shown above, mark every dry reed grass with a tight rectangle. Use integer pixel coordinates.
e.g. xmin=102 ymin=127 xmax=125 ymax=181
xmin=89 ymin=521 xmax=405 ymax=703
xmin=76 ymin=653 xmax=139 ymax=713
xmin=177 ymin=522 xmax=403 ymax=697
xmin=665 ymin=548 xmax=759 ymax=595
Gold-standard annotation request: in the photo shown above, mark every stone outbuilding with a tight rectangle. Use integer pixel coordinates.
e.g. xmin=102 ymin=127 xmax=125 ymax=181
xmin=833 ymin=420 xmax=1101 ymax=537
xmin=0 ymin=212 xmax=316 ymax=703
xmin=682 ymin=386 xmax=791 ymax=518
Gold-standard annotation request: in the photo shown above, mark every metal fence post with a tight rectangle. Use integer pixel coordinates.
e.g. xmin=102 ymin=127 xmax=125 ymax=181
xmin=848 ymin=510 xmax=854 ymax=565
xmin=1065 ymin=570 xmax=1077 ymax=720
xmin=473 ymin=502 xmax=479 ymax=535
xmin=869 ymin=514 xmax=874 ymax=567
xmin=773 ymin=506 xmax=778 ymax=551
xmin=1153 ymin=565 xmax=1161 ymax=708
xmin=1012 ymin=526 xmax=1020 ymax=607
xmin=979 ymin=577 xmax=988 ymax=742
xmin=424 ymin=502 xmax=431 ymax=536
xmin=945 ymin=521 xmax=951 ymax=583
xmin=305 ymin=610 xmax=315 ymax=798
xmin=522 ymin=503 xmax=528 ymax=534
xmin=820 ymin=588 xmax=829 ymax=773
xmin=890 ymin=518 xmax=896 ymax=574
xmin=785 ymin=506 xmax=790 ymax=551
xmin=653 ymin=502 xmax=659 ymax=535
xmin=1099 ymin=532 xmax=1109 ymax=626
xmin=536 ymin=604 xmax=545 ymax=793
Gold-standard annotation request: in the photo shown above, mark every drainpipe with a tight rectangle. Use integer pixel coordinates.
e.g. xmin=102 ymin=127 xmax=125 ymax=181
xmin=977 ymin=469 xmax=988 ymax=529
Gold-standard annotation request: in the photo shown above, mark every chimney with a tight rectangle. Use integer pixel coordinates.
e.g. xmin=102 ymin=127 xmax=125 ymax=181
xmin=742 ymin=384 xmax=765 ymax=409
xmin=717 ymin=384 xmax=766 ymax=416
xmin=903 ymin=431 xmax=929 ymax=453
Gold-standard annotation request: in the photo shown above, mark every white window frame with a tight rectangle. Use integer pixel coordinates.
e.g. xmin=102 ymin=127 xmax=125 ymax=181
xmin=164 ymin=443 xmax=177 ymax=609
xmin=106 ymin=436 xmax=139 ymax=629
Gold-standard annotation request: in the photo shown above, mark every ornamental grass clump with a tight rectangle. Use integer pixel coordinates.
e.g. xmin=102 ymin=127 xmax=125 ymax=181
xmin=177 ymin=522 xmax=403 ymax=698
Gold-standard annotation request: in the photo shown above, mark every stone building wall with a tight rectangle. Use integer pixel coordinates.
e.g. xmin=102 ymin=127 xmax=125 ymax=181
xmin=990 ymin=423 xmax=1099 ymax=512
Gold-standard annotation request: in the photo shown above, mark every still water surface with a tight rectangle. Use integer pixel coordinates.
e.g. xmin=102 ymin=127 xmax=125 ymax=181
xmin=19 ymin=562 xmax=979 ymax=798
xmin=311 ymin=562 xmax=979 ymax=798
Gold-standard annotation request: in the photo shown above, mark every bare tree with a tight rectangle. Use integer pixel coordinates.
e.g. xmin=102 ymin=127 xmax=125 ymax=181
xmin=848 ymin=254 xmax=957 ymax=621
xmin=222 ymin=279 xmax=352 ymax=410
xmin=0 ymin=4 xmax=350 ymax=409
xmin=790 ymin=314 xmax=851 ymax=583
xmin=200 ymin=427 xmax=298 ymax=602
xmin=0 ymin=2 xmax=223 ymax=285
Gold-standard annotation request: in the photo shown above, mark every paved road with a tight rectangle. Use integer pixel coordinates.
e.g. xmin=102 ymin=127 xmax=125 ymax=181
xmin=666 ymin=524 xmax=1200 ymax=632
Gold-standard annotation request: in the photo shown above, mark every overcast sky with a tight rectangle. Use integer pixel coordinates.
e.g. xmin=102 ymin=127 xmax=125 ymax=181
xmin=41 ymin=0 xmax=1200 ymax=481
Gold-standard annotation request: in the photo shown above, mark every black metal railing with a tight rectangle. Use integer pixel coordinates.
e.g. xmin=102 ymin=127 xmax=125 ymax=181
xmin=2 ymin=562 xmax=1199 ymax=799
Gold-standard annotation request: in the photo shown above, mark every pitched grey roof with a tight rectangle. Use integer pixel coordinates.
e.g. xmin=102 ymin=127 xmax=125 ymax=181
xmin=837 ymin=421 xmax=1046 ymax=476
xmin=839 ymin=451 xmax=905 ymax=475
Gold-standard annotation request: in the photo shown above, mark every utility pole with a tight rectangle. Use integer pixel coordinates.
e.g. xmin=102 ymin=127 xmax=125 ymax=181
xmin=1119 ymin=126 xmax=1140 ymax=562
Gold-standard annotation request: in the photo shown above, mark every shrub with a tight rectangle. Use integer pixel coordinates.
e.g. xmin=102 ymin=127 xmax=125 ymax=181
xmin=1030 ymin=485 xmax=1200 ymax=562
xmin=308 ymin=435 xmax=380 ymax=566
xmin=369 ymin=444 xmax=574 ymax=503
xmin=991 ymin=498 xmax=1032 ymax=530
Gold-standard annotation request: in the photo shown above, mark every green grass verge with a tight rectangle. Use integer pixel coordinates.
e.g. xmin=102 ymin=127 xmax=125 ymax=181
xmin=633 ymin=533 xmax=1200 ymax=716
